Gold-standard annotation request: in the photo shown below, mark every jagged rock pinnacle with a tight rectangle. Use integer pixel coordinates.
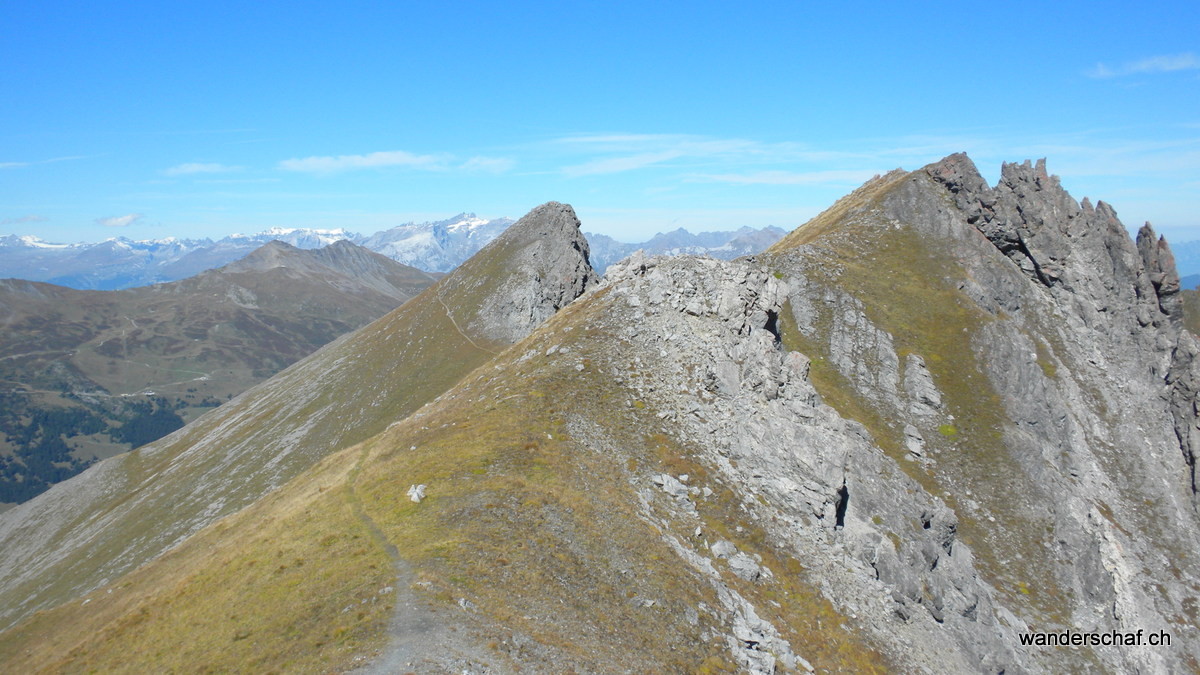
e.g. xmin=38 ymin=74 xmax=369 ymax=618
xmin=449 ymin=201 xmax=597 ymax=344
xmin=1137 ymin=222 xmax=1183 ymax=322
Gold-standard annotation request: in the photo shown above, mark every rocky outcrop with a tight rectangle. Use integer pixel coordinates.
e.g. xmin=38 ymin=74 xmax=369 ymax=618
xmin=929 ymin=156 xmax=1198 ymax=508
xmin=585 ymin=226 xmax=787 ymax=274
xmin=1137 ymin=223 xmax=1183 ymax=324
xmin=443 ymin=201 xmax=597 ymax=344
xmin=598 ymin=254 xmax=1023 ymax=672
xmin=564 ymin=154 xmax=1200 ymax=672
xmin=772 ymin=153 xmax=1200 ymax=672
xmin=1168 ymin=334 xmax=1200 ymax=496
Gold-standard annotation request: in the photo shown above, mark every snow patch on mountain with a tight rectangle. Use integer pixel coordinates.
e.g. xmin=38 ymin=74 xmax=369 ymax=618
xmin=8 ymin=236 xmax=81 ymax=250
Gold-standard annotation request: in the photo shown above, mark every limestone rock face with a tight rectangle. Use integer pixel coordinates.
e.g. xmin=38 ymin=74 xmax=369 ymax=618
xmin=1137 ymin=223 xmax=1183 ymax=321
xmin=580 ymin=154 xmax=1200 ymax=672
xmin=765 ymin=154 xmax=1200 ymax=672
xmin=921 ymin=155 xmax=1196 ymax=504
xmin=597 ymin=254 xmax=1016 ymax=672
xmin=445 ymin=201 xmax=597 ymax=344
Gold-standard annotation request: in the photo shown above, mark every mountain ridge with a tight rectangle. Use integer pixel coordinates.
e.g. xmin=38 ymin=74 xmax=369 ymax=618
xmin=1 ymin=157 xmax=1198 ymax=672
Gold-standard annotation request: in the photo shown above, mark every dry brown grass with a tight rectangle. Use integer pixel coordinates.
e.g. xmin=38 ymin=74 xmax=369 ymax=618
xmin=0 ymin=442 xmax=395 ymax=673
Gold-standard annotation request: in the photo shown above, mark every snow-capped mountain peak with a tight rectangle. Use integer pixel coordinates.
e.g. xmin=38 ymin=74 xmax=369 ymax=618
xmin=358 ymin=215 xmax=515 ymax=273
xmin=443 ymin=214 xmax=492 ymax=233
xmin=0 ymin=217 xmax=785 ymax=288
xmin=17 ymin=235 xmax=79 ymax=249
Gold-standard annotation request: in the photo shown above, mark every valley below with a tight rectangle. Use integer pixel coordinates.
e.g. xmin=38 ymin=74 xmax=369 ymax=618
xmin=0 ymin=241 xmax=438 ymax=506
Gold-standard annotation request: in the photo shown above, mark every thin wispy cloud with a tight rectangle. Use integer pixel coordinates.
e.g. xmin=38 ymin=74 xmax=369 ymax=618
xmin=545 ymin=130 xmax=1200 ymax=235
xmin=696 ymin=169 xmax=881 ymax=185
xmin=557 ymin=134 xmax=761 ymax=161
xmin=196 ymin=177 xmax=282 ymax=185
xmin=0 ymin=155 xmax=94 ymax=169
xmin=278 ymin=150 xmax=445 ymax=174
xmin=555 ymin=133 xmax=866 ymax=177
xmin=460 ymin=156 xmax=515 ymax=173
xmin=44 ymin=155 xmax=94 ymax=164
xmin=165 ymin=162 xmax=243 ymax=176
xmin=563 ymin=151 xmax=684 ymax=177
xmin=96 ymin=213 xmax=144 ymax=228
xmin=138 ymin=128 xmax=258 ymax=136
xmin=122 ymin=189 xmax=373 ymax=201
xmin=557 ymin=133 xmax=679 ymax=145
xmin=555 ymin=133 xmax=861 ymax=161
xmin=1088 ymin=53 xmax=1200 ymax=79
xmin=1 ymin=215 xmax=48 ymax=226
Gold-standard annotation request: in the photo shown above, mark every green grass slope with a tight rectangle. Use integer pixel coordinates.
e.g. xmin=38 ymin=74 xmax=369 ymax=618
xmin=0 ymin=206 xmax=586 ymax=633
xmin=0 ymin=281 xmax=890 ymax=673
xmin=1183 ymin=289 xmax=1200 ymax=336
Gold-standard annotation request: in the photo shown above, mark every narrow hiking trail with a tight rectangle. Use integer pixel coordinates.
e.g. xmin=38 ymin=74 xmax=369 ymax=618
xmin=344 ymin=441 xmax=477 ymax=672
xmin=435 ymin=292 xmax=497 ymax=356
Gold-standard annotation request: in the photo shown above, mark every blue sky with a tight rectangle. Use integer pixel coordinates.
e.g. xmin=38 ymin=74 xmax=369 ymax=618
xmin=2 ymin=1 xmax=1198 ymax=244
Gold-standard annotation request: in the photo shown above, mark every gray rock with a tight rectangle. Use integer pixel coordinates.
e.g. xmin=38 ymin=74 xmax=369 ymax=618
xmin=903 ymin=354 xmax=943 ymax=417
xmin=455 ymin=201 xmax=597 ymax=344
xmin=653 ymin=473 xmax=691 ymax=500
xmin=710 ymin=540 xmax=738 ymax=559
xmin=727 ymin=552 xmax=763 ymax=582
xmin=406 ymin=484 xmax=426 ymax=503
xmin=591 ymin=153 xmax=1200 ymax=672
xmin=903 ymin=424 xmax=925 ymax=456
xmin=585 ymin=226 xmax=787 ymax=274
xmin=1137 ymin=222 xmax=1183 ymax=324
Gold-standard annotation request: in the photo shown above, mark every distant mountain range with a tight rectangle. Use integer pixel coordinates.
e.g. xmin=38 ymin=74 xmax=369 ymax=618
xmin=0 ymin=228 xmax=358 ymax=290
xmin=359 ymin=214 xmax=515 ymax=273
xmin=0 ymin=215 xmax=784 ymax=289
xmin=0 ymin=216 xmax=783 ymax=505
xmin=586 ymin=225 xmax=787 ymax=272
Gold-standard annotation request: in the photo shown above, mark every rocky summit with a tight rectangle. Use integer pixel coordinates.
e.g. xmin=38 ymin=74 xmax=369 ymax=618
xmin=0 ymin=158 xmax=1197 ymax=674
xmin=438 ymin=201 xmax=597 ymax=344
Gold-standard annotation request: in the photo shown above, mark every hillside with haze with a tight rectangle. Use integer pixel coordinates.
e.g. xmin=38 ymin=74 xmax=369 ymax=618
xmin=0 ymin=240 xmax=437 ymax=506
